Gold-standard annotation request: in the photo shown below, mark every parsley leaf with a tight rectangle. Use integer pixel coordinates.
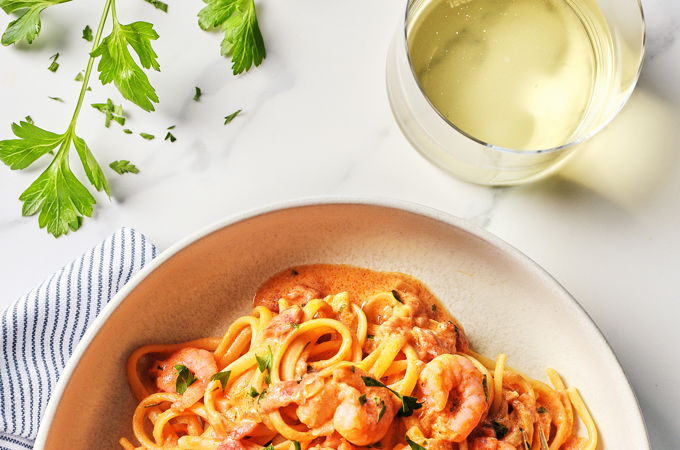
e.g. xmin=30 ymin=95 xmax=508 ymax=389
xmin=224 ymin=109 xmax=241 ymax=124
xmin=210 ymin=370 xmax=231 ymax=390
xmin=249 ymin=386 xmax=259 ymax=397
xmin=74 ymin=72 xmax=84 ymax=81
xmin=48 ymin=96 xmax=63 ymax=102
xmin=82 ymin=24 xmax=92 ymax=41
xmin=91 ymin=98 xmax=125 ymax=127
xmin=193 ymin=86 xmax=202 ymax=101
xmin=482 ymin=375 xmax=488 ymax=402
xmin=47 ymin=52 xmax=59 ymax=72
xmin=0 ymin=121 xmax=108 ymax=236
xmin=255 ymin=345 xmax=273 ymax=383
xmin=123 ymin=128 xmax=133 ymax=134
xmin=264 ymin=445 xmax=275 ymax=450
xmin=0 ymin=0 xmax=71 ymax=46
xmin=164 ymin=131 xmax=176 ymax=142
xmin=140 ymin=132 xmax=155 ymax=140
xmin=391 ymin=290 xmax=403 ymax=303
xmin=91 ymin=20 xmax=160 ymax=111
xmin=197 ymin=0 xmax=266 ymax=75
xmin=537 ymin=406 xmax=548 ymax=414
xmin=293 ymin=442 xmax=301 ymax=450
xmin=358 ymin=394 xmax=367 ymax=405
xmin=143 ymin=0 xmax=168 ymax=12
xmin=175 ymin=364 xmax=197 ymax=394
xmin=109 ymin=160 xmax=139 ymax=175
xmin=492 ymin=420 xmax=509 ymax=440
xmin=405 ymin=436 xmax=426 ymax=450
xmin=361 ymin=376 xmax=423 ymax=417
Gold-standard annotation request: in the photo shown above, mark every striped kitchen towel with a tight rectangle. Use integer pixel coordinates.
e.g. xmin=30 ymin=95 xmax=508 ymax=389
xmin=0 ymin=228 xmax=157 ymax=449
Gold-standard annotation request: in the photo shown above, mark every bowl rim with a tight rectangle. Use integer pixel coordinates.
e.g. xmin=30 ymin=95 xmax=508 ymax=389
xmin=34 ymin=197 xmax=650 ymax=448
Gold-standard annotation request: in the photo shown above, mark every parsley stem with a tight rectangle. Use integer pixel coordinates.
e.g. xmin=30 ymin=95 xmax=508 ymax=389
xmin=68 ymin=0 xmax=113 ymax=133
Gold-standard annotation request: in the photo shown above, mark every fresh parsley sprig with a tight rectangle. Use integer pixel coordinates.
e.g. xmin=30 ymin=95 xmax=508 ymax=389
xmin=198 ymin=0 xmax=266 ymax=75
xmin=255 ymin=346 xmax=273 ymax=384
xmin=361 ymin=376 xmax=423 ymax=417
xmin=175 ymin=364 xmax=198 ymax=394
xmin=0 ymin=0 xmax=71 ymax=46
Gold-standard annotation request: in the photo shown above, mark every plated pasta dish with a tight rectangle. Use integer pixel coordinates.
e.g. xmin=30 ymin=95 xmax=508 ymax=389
xmin=120 ymin=264 xmax=597 ymax=450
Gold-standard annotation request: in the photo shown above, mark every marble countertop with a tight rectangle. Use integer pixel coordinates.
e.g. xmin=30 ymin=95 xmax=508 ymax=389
xmin=1 ymin=0 xmax=678 ymax=447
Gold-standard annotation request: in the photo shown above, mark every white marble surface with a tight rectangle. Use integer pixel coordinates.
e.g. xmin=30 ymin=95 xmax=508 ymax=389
xmin=0 ymin=0 xmax=678 ymax=447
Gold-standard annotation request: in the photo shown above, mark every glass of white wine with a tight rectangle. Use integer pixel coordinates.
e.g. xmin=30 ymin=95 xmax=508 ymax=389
xmin=386 ymin=0 xmax=645 ymax=185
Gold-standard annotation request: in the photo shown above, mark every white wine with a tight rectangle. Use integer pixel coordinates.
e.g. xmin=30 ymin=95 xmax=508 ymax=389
xmin=407 ymin=0 xmax=617 ymax=151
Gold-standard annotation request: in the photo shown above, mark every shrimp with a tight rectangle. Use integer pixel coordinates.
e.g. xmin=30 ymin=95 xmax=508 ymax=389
xmin=417 ymin=354 xmax=488 ymax=442
xmin=471 ymin=437 xmax=516 ymax=450
xmin=332 ymin=383 xmax=397 ymax=446
xmin=151 ymin=347 xmax=218 ymax=410
xmin=262 ymin=305 xmax=304 ymax=342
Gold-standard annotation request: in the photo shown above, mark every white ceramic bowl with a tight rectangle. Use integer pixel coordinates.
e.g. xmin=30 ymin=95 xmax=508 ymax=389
xmin=35 ymin=200 xmax=649 ymax=449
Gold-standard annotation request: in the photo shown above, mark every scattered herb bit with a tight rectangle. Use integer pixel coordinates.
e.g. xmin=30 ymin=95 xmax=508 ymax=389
xmin=91 ymin=20 xmax=160 ymax=111
xmin=224 ymin=109 xmax=242 ymax=125
xmin=350 ymin=366 xmax=355 ymax=373
xmin=197 ymin=0 xmax=266 ymax=75
xmin=263 ymin=445 xmax=275 ymax=450
xmin=210 ymin=370 xmax=232 ymax=390
xmin=492 ymin=420 xmax=509 ymax=440
xmin=167 ymin=125 xmax=176 ymax=130
xmin=144 ymin=402 xmax=161 ymax=408
xmin=361 ymin=376 xmax=422 ymax=417
xmin=391 ymin=290 xmax=403 ymax=303
xmin=164 ymin=131 xmax=176 ymax=142
xmin=91 ymin=99 xmax=125 ymax=127
xmin=48 ymin=96 xmax=64 ymax=102
xmin=293 ymin=441 xmax=301 ymax=450
xmin=431 ymin=304 xmax=437 ymax=312
xmin=290 ymin=322 xmax=300 ymax=329
xmin=109 ymin=160 xmax=139 ymax=175
xmin=140 ymin=132 xmax=155 ymax=140
xmin=291 ymin=269 xmax=299 ymax=276
xmin=143 ymin=0 xmax=168 ymax=12
xmin=376 ymin=397 xmax=386 ymax=421
xmin=193 ymin=86 xmax=202 ymax=101
xmin=47 ymin=53 xmax=59 ymax=72
xmin=123 ymin=128 xmax=133 ymax=134
xmin=537 ymin=406 xmax=548 ymax=414
xmin=256 ymin=346 xmax=273 ymax=384
xmin=74 ymin=72 xmax=84 ymax=81
xmin=366 ymin=335 xmax=375 ymax=340
xmin=249 ymin=386 xmax=259 ymax=398
xmin=174 ymin=364 xmax=197 ymax=395
xmin=82 ymin=25 xmax=93 ymax=41
xmin=24 ymin=116 xmax=34 ymax=124
xmin=358 ymin=394 xmax=367 ymax=405
xmin=405 ymin=436 xmax=426 ymax=450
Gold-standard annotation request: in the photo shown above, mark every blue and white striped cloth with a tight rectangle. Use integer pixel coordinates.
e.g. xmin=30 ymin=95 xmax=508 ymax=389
xmin=0 ymin=228 xmax=157 ymax=449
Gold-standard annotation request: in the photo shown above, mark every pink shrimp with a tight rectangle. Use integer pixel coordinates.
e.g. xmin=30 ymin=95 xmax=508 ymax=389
xmin=417 ymin=354 xmax=488 ymax=442
xmin=151 ymin=347 xmax=217 ymax=410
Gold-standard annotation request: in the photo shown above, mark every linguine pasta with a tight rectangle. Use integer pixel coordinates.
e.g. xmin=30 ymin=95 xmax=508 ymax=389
xmin=120 ymin=264 xmax=597 ymax=450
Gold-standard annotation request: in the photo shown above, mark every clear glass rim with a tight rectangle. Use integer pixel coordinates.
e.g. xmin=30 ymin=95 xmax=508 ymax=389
xmin=400 ymin=0 xmax=647 ymax=155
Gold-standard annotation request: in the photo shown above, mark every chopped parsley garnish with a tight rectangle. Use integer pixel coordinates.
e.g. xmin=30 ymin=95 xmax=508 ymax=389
xmin=482 ymin=375 xmax=488 ymax=402
xmin=256 ymin=345 xmax=273 ymax=383
xmin=224 ymin=109 xmax=242 ymax=125
xmin=48 ymin=96 xmax=64 ymax=102
xmin=492 ymin=420 xmax=509 ymax=439
xmin=140 ymin=132 xmax=155 ymax=140
xmin=293 ymin=441 xmax=301 ymax=450
xmin=82 ymin=25 xmax=93 ymax=41
xmin=91 ymin=99 xmax=125 ymax=127
xmin=143 ymin=0 xmax=168 ymax=12
xmin=109 ymin=160 xmax=139 ymax=175
xmin=366 ymin=334 xmax=375 ymax=340
xmin=358 ymin=394 xmax=367 ymax=405
xmin=291 ymin=269 xmax=299 ymax=276
xmin=123 ymin=129 xmax=133 ymax=134
xmin=405 ymin=436 xmax=426 ymax=450
xmin=264 ymin=445 xmax=275 ymax=450
xmin=74 ymin=72 xmax=84 ymax=81
xmin=537 ymin=406 xmax=548 ymax=414
xmin=210 ymin=370 xmax=231 ymax=390
xmin=391 ymin=290 xmax=403 ymax=303
xmin=193 ymin=86 xmax=202 ymax=101
xmin=249 ymin=386 xmax=259 ymax=397
xmin=164 ymin=131 xmax=176 ymax=142
xmin=174 ymin=364 xmax=197 ymax=394
xmin=290 ymin=322 xmax=300 ymax=329
xmin=362 ymin=376 xmax=422 ymax=417
xmin=47 ymin=53 xmax=59 ymax=72
xmin=431 ymin=304 xmax=437 ymax=312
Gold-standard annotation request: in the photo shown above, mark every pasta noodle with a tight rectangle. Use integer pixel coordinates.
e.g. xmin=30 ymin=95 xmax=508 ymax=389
xmin=120 ymin=264 xmax=597 ymax=450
